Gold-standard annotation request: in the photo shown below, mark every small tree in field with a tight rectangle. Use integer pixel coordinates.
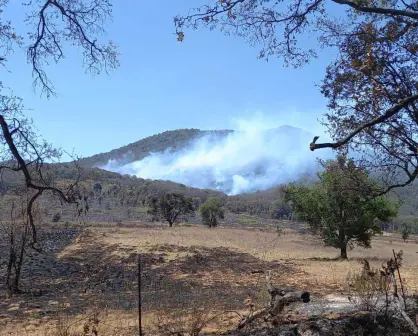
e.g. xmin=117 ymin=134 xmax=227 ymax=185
xmin=285 ymin=156 xmax=398 ymax=259
xmin=148 ymin=193 xmax=194 ymax=227
xmin=270 ymin=199 xmax=292 ymax=220
xmin=199 ymin=197 xmax=225 ymax=228
xmin=401 ymin=225 xmax=411 ymax=242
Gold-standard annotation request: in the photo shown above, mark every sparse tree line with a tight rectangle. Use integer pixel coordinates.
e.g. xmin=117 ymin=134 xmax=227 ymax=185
xmin=147 ymin=193 xmax=225 ymax=228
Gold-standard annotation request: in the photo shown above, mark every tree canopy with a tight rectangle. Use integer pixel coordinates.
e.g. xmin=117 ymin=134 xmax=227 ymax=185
xmin=199 ymin=197 xmax=225 ymax=227
xmin=148 ymin=193 xmax=195 ymax=227
xmin=285 ymin=156 xmax=398 ymax=259
xmin=175 ymin=0 xmax=418 ymax=192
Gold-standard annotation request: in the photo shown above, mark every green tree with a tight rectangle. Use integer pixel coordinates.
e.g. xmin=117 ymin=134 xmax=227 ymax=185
xmin=93 ymin=183 xmax=103 ymax=195
xmin=401 ymin=225 xmax=411 ymax=242
xmin=148 ymin=193 xmax=195 ymax=227
xmin=176 ymin=1 xmax=418 ymax=192
xmin=199 ymin=197 xmax=225 ymax=228
xmin=285 ymin=156 xmax=398 ymax=259
xmin=270 ymin=199 xmax=292 ymax=220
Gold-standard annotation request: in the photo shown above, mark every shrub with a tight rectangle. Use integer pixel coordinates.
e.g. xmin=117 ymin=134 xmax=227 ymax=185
xmin=275 ymin=224 xmax=284 ymax=236
xmin=199 ymin=197 xmax=224 ymax=228
xmin=401 ymin=226 xmax=411 ymax=242
xmin=346 ymin=267 xmax=389 ymax=312
xmin=270 ymin=200 xmax=292 ymax=219
xmin=52 ymin=212 xmax=61 ymax=223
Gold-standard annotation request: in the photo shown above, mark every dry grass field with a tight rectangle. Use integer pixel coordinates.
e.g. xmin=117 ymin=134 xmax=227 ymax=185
xmin=1 ymin=223 xmax=417 ymax=335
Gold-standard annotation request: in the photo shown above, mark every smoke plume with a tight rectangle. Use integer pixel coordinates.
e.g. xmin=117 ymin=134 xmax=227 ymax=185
xmin=101 ymin=117 xmax=334 ymax=195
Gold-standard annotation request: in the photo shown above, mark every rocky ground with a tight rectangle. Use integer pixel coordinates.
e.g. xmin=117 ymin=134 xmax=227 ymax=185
xmin=226 ymin=312 xmax=416 ymax=336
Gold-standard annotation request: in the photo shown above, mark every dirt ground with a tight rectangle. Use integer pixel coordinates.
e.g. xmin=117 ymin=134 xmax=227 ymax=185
xmin=0 ymin=223 xmax=417 ymax=335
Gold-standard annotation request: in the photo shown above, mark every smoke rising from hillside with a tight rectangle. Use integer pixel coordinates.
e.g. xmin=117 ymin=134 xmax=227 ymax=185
xmin=102 ymin=117 xmax=334 ymax=195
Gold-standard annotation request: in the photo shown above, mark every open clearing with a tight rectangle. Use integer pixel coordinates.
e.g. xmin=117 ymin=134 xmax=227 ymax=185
xmin=1 ymin=224 xmax=417 ymax=335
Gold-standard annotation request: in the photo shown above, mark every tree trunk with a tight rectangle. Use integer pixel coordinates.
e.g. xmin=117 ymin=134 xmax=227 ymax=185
xmin=6 ymin=249 xmax=14 ymax=289
xmin=340 ymin=245 xmax=348 ymax=259
xmin=169 ymin=221 xmax=173 ymax=227
xmin=339 ymin=227 xmax=348 ymax=259
xmin=12 ymin=233 xmax=27 ymax=293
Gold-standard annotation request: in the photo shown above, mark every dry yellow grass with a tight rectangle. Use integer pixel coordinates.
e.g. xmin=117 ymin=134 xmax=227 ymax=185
xmin=2 ymin=224 xmax=418 ymax=336
xmin=97 ymin=225 xmax=418 ymax=293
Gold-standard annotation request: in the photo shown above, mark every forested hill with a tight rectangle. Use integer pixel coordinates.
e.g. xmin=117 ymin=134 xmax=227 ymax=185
xmin=78 ymin=128 xmax=233 ymax=168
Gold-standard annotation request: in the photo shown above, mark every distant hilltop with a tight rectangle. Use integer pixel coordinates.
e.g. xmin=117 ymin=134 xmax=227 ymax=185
xmin=85 ymin=125 xmax=331 ymax=195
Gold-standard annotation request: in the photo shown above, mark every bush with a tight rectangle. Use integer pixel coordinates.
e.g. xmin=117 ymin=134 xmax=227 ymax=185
xmin=270 ymin=200 xmax=292 ymax=219
xmin=52 ymin=212 xmax=61 ymax=223
xmin=401 ymin=226 xmax=411 ymax=242
xmin=275 ymin=224 xmax=284 ymax=236
xmin=199 ymin=197 xmax=224 ymax=228
xmin=346 ymin=267 xmax=389 ymax=312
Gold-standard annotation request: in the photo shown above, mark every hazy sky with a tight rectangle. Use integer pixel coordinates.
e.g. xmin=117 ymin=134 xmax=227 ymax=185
xmin=3 ymin=1 xmax=341 ymax=158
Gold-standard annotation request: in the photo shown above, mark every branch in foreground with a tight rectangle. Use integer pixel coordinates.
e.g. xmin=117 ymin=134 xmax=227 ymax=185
xmin=331 ymin=0 xmax=418 ymax=20
xmin=0 ymin=114 xmax=85 ymax=247
xmin=310 ymin=94 xmax=418 ymax=152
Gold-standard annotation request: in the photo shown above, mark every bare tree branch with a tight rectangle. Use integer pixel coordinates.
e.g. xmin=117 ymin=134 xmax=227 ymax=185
xmin=310 ymin=94 xmax=418 ymax=151
xmin=331 ymin=0 xmax=418 ymax=20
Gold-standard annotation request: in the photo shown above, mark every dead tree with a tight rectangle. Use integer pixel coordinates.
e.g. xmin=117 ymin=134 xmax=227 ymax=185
xmin=2 ymin=193 xmax=42 ymax=293
xmin=0 ymin=111 xmax=88 ymax=250
xmin=0 ymin=0 xmax=118 ymax=293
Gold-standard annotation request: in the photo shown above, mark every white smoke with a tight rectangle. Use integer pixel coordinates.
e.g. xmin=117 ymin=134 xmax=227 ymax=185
xmin=101 ymin=115 xmax=334 ymax=195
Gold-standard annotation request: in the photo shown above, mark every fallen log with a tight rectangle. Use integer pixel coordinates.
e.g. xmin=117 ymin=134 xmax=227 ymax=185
xmin=237 ymin=270 xmax=310 ymax=329
xmin=270 ymin=291 xmax=311 ymax=316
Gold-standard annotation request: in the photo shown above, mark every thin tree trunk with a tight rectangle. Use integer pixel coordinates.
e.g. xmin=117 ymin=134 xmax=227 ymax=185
xmin=340 ymin=245 xmax=348 ymax=259
xmin=339 ymin=227 xmax=348 ymax=259
xmin=12 ymin=231 xmax=27 ymax=293
xmin=6 ymin=246 xmax=14 ymax=289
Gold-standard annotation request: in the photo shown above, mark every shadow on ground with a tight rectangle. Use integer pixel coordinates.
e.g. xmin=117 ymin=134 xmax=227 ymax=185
xmin=0 ymin=228 xmax=298 ymax=321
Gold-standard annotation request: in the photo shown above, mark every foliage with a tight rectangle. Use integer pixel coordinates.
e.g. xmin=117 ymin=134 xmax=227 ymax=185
xmin=148 ymin=193 xmax=195 ymax=227
xmin=275 ymin=223 xmax=284 ymax=236
xmin=401 ymin=225 xmax=412 ymax=242
xmin=52 ymin=212 xmax=61 ymax=223
xmin=93 ymin=183 xmax=102 ymax=195
xmin=176 ymin=0 xmax=418 ymax=191
xmin=285 ymin=156 xmax=398 ymax=258
xmin=270 ymin=199 xmax=292 ymax=220
xmin=199 ymin=197 xmax=225 ymax=228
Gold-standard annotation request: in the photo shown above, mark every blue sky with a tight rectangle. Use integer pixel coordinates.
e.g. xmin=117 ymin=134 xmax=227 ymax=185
xmin=3 ymin=0 xmax=339 ymax=158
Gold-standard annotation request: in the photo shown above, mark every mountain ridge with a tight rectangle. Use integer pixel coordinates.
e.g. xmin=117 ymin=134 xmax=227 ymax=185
xmin=79 ymin=125 xmax=316 ymax=169
xmin=88 ymin=125 xmax=329 ymax=195
xmin=78 ymin=128 xmax=233 ymax=168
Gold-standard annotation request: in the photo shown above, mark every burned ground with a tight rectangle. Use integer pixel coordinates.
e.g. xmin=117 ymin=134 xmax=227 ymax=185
xmin=0 ymin=224 xmax=417 ymax=335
